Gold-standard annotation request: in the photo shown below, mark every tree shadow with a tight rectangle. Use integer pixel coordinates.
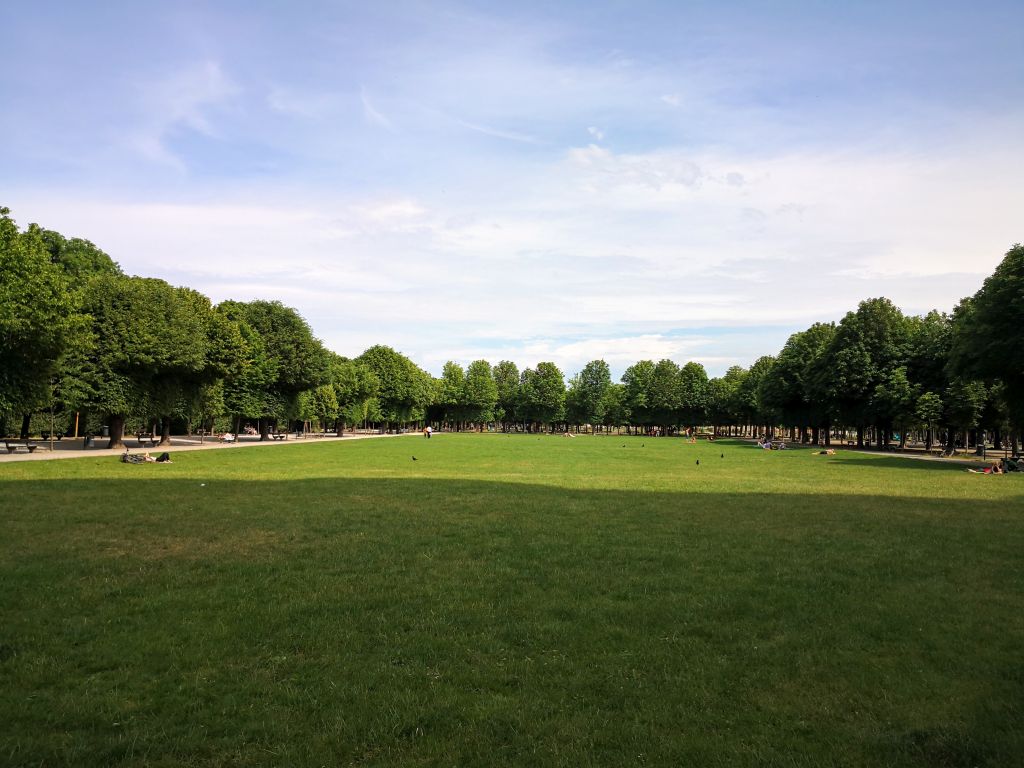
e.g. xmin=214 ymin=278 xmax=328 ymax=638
xmin=1 ymin=474 xmax=1023 ymax=766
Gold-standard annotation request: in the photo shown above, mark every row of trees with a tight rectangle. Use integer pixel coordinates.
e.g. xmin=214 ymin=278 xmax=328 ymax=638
xmin=2 ymin=205 xmax=1021 ymax=450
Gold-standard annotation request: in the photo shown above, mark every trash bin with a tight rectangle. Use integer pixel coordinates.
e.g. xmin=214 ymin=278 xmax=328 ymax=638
xmin=101 ymin=425 xmax=109 ymax=437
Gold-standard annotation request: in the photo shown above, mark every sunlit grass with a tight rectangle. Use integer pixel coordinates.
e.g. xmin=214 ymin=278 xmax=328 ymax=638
xmin=1 ymin=435 xmax=1022 ymax=766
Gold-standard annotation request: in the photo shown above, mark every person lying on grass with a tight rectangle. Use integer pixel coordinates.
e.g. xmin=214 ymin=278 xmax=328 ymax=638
xmin=966 ymin=461 xmax=1004 ymax=474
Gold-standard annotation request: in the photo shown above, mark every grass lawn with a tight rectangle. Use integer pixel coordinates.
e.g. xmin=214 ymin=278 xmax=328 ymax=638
xmin=1 ymin=434 xmax=1023 ymax=767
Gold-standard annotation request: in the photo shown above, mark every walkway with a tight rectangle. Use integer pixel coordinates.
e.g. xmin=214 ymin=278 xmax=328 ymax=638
xmin=0 ymin=431 xmax=413 ymax=464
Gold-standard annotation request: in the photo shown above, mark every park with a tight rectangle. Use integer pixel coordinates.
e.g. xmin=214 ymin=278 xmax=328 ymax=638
xmin=3 ymin=2 xmax=1024 ymax=765
xmin=1 ymin=432 xmax=1022 ymax=766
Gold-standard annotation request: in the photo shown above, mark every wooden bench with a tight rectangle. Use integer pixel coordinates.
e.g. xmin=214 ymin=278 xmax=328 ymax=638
xmin=40 ymin=432 xmax=63 ymax=440
xmin=137 ymin=433 xmax=157 ymax=447
xmin=4 ymin=440 xmax=38 ymax=454
xmin=270 ymin=432 xmax=287 ymax=440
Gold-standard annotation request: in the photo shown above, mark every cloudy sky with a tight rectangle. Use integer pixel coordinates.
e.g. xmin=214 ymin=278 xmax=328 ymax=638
xmin=3 ymin=1 xmax=1022 ymax=378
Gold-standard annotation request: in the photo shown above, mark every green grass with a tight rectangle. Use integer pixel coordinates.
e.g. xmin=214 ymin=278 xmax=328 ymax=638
xmin=1 ymin=434 xmax=1023 ymax=767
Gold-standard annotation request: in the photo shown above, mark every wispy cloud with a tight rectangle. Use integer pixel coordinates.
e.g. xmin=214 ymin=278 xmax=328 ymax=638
xmin=457 ymin=119 xmax=539 ymax=144
xmin=131 ymin=60 xmax=236 ymax=168
xmin=360 ymin=87 xmax=395 ymax=131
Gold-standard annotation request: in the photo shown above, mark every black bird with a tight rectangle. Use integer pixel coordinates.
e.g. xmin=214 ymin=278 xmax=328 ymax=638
xmin=642 ymin=443 xmax=645 ymax=447
xmin=696 ymin=459 xmax=700 ymax=466
xmin=622 ymin=444 xmax=626 ymax=448
xmin=721 ymin=453 xmax=724 ymax=459
xmin=412 ymin=456 xmax=418 ymax=461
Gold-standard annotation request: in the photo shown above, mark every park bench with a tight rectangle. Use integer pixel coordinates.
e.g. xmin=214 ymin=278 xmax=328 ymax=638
xmin=40 ymin=431 xmax=63 ymax=440
xmin=136 ymin=432 xmax=157 ymax=447
xmin=4 ymin=440 xmax=38 ymax=454
xmin=270 ymin=432 xmax=287 ymax=440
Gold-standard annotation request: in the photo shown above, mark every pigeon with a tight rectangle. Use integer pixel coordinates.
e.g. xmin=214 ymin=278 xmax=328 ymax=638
xmin=412 ymin=456 xmax=418 ymax=461
xmin=695 ymin=459 xmax=700 ymax=466
xmin=721 ymin=453 xmax=724 ymax=459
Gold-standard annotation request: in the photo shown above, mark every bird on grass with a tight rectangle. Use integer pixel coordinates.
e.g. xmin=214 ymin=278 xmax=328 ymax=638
xmin=696 ymin=459 xmax=700 ymax=466
xmin=412 ymin=456 xmax=418 ymax=461
xmin=721 ymin=453 xmax=724 ymax=459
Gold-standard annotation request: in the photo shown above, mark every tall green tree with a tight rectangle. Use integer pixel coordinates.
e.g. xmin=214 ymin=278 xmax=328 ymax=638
xmin=761 ymin=323 xmax=836 ymax=442
xmin=622 ymin=360 xmax=656 ymax=430
xmin=568 ymin=359 xmax=612 ymax=430
xmin=0 ymin=210 xmax=77 ymax=434
xmin=736 ymin=356 xmax=776 ymax=434
xmin=677 ymin=361 xmax=710 ymax=429
xmin=520 ymin=362 xmax=566 ymax=430
xmin=438 ymin=361 xmax=467 ymax=428
xmin=358 ymin=345 xmax=430 ymax=429
xmin=463 ymin=360 xmax=498 ymax=427
xmin=950 ymin=244 xmax=1024 ymax=431
xmin=219 ymin=300 xmax=328 ymax=437
xmin=493 ymin=360 xmax=521 ymax=430
xmin=328 ymin=354 xmax=379 ymax=434
xmin=70 ymin=275 xmax=214 ymax=448
xmin=813 ymin=298 xmax=909 ymax=446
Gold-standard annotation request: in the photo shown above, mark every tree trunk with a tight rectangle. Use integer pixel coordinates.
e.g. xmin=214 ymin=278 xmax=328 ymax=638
xmin=856 ymin=425 xmax=864 ymax=448
xmin=159 ymin=416 xmax=172 ymax=446
xmin=20 ymin=413 xmax=32 ymax=440
xmin=106 ymin=414 xmax=126 ymax=449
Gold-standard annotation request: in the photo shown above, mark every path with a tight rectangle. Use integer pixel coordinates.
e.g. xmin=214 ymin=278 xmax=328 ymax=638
xmin=0 ymin=431 xmax=415 ymax=464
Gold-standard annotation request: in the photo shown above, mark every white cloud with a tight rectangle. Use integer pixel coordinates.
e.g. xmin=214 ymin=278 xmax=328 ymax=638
xmin=360 ymin=87 xmax=395 ymax=131
xmin=457 ymin=119 xmax=539 ymax=144
xmin=130 ymin=60 xmax=236 ymax=168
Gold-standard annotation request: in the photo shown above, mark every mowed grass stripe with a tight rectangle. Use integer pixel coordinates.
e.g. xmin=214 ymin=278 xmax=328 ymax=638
xmin=1 ymin=435 xmax=1022 ymax=766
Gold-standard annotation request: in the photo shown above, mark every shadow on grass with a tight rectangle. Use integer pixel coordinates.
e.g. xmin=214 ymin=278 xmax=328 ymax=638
xmin=1 ymin=474 xmax=1024 ymax=766
xmin=833 ymin=455 xmax=1010 ymax=472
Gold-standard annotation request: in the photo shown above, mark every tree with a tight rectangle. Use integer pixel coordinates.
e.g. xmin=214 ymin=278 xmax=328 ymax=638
xmin=870 ymin=366 xmax=917 ymax=447
xmin=439 ymin=361 xmax=467 ymax=428
xmin=568 ymin=360 xmax=612 ymax=430
xmin=0 ymin=210 xmax=77 ymax=435
xmin=915 ymin=391 xmax=943 ymax=451
xmin=328 ymin=354 xmax=379 ymax=434
xmin=736 ymin=356 xmax=776 ymax=434
xmin=358 ymin=345 xmax=430 ymax=429
xmin=493 ymin=360 xmax=520 ymax=430
xmin=148 ymin=288 xmax=242 ymax=445
xmin=813 ymin=298 xmax=909 ymax=446
xmin=677 ymin=362 xmax=710 ymax=429
xmin=463 ymin=360 xmax=498 ymax=427
xmin=950 ymin=244 xmax=1024 ymax=431
xmin=69 ymin=275 xmax=214 ymax=448
xmin=39 ymin=228 xmax=121 ymax=279
xmin=622 ymin=360 xmax=656 ymax=431
xmin=649 ymin=359 xmax=681 ymax=430
xmin=219 ymin=300 xmax=328 ymax=438
xmin=942 ymin=378 xmax=988 ymax=453
xmin=600 ymin=383 xmax=629 ymax=431
xmin=520 ymin=362 xmax=565 ymax=430
xmin=761 ymin=323 xmax=836 ymax=443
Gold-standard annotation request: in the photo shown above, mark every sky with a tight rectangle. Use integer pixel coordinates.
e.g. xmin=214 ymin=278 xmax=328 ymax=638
xmin=3 ymin=0 xmax=1022 ymax=379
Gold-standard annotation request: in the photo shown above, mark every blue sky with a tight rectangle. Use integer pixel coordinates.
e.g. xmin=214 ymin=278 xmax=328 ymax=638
xmin=3 ymin=1 xmax=1022 ymax=378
